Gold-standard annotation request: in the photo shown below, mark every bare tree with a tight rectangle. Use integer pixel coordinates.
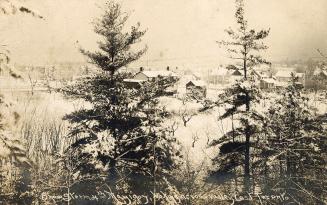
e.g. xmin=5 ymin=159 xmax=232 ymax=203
xmin=191 ymin=132 xmax=199 ymax=148
xmin=43 ymin=66 xmax=56 ymax=93
xmin=179 ymin=108 xmax=195 ymax=127
xmin=27 ymin=71 xmax=37 ymax=95
xmin=167 ymin=120 xmax=179 ymax=137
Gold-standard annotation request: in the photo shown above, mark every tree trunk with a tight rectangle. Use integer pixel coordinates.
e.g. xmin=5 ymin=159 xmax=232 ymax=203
xmin=243 ymin=48 xmax=247 ymax=80
xmin=153 ymin=141 xmax=157 ymax=205
xmin=244 ymin=129 xmax=250 ymax=193
xmin=244 ymin=92 xmax=251 ymax=195
xmin=232 ymin=113 xmax=235 ymax=142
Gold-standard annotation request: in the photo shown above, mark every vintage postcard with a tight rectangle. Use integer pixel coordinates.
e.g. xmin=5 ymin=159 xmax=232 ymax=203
xmin=0 ymin=0 xmax=326 ymax=204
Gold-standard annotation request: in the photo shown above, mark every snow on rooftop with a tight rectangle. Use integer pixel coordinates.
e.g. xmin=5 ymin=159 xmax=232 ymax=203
xmin=140 ymin=70 xmax=179 ymax=78
xmin=187 ymin=80 xmax=206 ymax=87
xmin=123 ymin=79 xmax=146 ymax=83
xmin=261 ymin=78 xmax=275 ymax=83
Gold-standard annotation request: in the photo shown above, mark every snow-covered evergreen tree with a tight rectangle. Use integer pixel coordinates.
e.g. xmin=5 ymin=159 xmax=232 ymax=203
xmin=209 ymin=0 xmax=270 ymax=194
xmin=80 ymin=1 xmax=147 ymax=76
xmin=61 ymin=1 xmax=182 ymax=202
xmin=261 ymin=75 xmax=327 ymax=204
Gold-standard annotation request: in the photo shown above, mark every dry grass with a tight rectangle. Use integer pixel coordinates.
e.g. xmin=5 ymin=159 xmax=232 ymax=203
xmin=3 ymin=91 xmax=77 ymax=165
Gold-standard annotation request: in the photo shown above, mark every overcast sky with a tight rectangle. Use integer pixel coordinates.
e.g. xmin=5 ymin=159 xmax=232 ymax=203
xmin=1 ymin=0 xmax=327 ymax=68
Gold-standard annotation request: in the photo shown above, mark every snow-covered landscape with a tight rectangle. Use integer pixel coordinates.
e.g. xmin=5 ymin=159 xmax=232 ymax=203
xmin=1 ymin=0 xmax=327 ymax=204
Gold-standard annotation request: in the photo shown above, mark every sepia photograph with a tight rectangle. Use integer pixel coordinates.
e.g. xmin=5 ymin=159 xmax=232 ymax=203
xmin=0 ymin=0 xmax=327 ymax=204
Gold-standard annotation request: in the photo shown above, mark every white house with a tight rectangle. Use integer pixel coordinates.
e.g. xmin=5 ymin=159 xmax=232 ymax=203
xmin=123 ymin=67 xmax=179 ymax=94
xmin=250 ymin=69 xmax=270 ymax=81
xmin=208 ymin=68 xmax=230 ymax=84
xmin=133 ymin=70 xmax=179 ymax=81
xmin=275 ymin=71 xmax=305 ymax=85
xmin=260 ymin=78 xmax=275 ymax=89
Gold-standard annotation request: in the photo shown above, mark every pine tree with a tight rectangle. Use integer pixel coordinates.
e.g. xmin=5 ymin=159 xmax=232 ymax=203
xmin=61 ymin=0 xmax=182 ymax=201
xmin=209 ymin=0 xmax=270 ymax=194
xmin=261 ymin=75 xmax=327 ymax=204
xmin=80 ymin=1 xmax=147 ymax=76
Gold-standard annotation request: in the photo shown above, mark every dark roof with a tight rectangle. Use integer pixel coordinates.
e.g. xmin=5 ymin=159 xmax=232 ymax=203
xmin=186 ymin=80 xmax=206 ymax=87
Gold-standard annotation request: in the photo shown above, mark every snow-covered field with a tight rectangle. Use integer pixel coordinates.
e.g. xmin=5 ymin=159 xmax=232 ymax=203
xmin=5 ymin=90 xmax=229 ymax=169
xmin=160 ymin=96 xmax=234 ymax=167
xmin=6 ymin=88 xmax=327 ymax=170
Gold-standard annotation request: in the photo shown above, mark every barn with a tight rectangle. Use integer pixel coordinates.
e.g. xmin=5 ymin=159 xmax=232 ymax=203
xmin=186 ymin=80 xmax=207 ymax=98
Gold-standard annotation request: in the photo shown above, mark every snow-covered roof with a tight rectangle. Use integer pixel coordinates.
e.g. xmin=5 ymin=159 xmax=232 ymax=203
xmin=192 ymin=72 xmax=202 ymax=79
xmin=252 ymin=70 xmax=269 ymax=78
xmin=123 ymin=79 xmax=146 ymax=83
xmin=275 ymin=71 xmax=292 ymax=77
xmin=140 ymin=70 xmax=179 ymax=78
xmin=261 ymin=78 xmax=275 ymax=84
xmin=229 ymin=70 xmax=243 ymax=76
xmin=186 ymin=80 xmax=206 ymax=87
xmin=275 ymin=71 xmax=304 ymax=78
xmin=117 ymin=67 xmax=128 ymax=73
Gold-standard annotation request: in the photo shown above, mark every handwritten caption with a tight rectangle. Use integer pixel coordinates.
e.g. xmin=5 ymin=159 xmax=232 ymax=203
xmin=41 ymin=191 xmax=290 ymax=205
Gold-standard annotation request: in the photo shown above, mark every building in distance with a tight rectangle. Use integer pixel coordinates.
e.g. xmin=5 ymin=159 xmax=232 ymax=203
xmin=186 ymin=80 xmax=207 ymax=99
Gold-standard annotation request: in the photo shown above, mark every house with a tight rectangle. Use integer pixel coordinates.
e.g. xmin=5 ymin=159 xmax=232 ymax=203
xmin=228 ymin=69 xmax=243 ymax=83
xmin=230 ymin=70 xmax=243 ymax=76
xmin=208 ymin=68 xmax=230 ymax=84
xmin=275 ymin=71 xmax=305 ymax=85
xmin=123 ymin=67 xmax=179 ymax=93
xmin=123 ymin=79 xmax=145 ymax=89
xmin=133 ymin=67 xmax=179 ymax=81
xmin=186 ymin=80 xmax=207 ymax=98
xmin=307 ymin=68 xmax=327 ymax=89
xmin=250 ymin=69 xmax=270 ymax=81
xmin=133 ymin=70 xmax=178 ymax=81
xmin=179 ymin=74 xmax=198 ymax=87
xmin=260 ymin=78 xmax=275 ymax=89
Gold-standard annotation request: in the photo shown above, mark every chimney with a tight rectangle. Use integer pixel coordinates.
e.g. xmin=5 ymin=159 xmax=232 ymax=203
xmin=166 ymin=66 xmax=170 ymax=71
xmin=140 ymin=67 xmax=144 ymax=72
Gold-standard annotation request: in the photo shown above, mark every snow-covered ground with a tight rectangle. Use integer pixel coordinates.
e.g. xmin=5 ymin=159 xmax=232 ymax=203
xmin=160 ymin=96 xmax=234 ymax=167
xmin=7 ymin=88 xmax=327 ymax=171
